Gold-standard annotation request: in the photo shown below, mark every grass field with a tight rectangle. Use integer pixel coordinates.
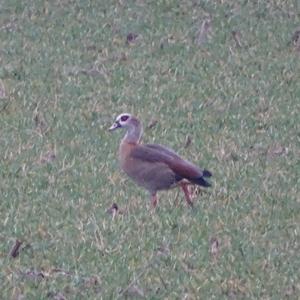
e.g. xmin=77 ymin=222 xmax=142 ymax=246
xmin=1 ymin=0 xmax=299 ymax=299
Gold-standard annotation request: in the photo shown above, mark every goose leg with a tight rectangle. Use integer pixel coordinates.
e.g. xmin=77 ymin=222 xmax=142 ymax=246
xmin=180 ymin=182 xmax=193 ymax=207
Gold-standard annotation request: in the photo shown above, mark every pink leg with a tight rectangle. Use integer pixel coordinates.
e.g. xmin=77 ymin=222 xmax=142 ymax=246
xmin=180 ymin=183 xmax=193 ymax=207
xmin=151 ymin=194 xmax=158 ymax=208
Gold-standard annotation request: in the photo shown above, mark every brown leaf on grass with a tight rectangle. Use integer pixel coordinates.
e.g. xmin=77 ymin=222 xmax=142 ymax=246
xmin=159 ymin=35 xmax=176 ymax=49
xmin=126 ymin=33 xmax=138 ymax=44
xmin=291 ymin=29 xmax=300 ymax=45
xmin=51 ymin=268 xmax=72 ymax=276
xmin=40 ymin=150 xmax=56 ymax=164
xmin=184 ymin=135 xmax=192 ymax=148
xmin=156 ymin=244 xmax=170 ymax=257
xmin=107 ymin=203 xmax=119 ymax=214
xmin=289 ymin=28 xmax=300 ymax=51
xmin=9 ymin=239 xmax=23 ymax=258
xmin=107 ymin=203 xmax=124 ymax=219
xmin=81 ymin=275 xmax=102 ymax=294
xmin=34 ymin=111 xmax=48 ymax=134
xmin=146 ymin=119 xmax=158 ymax=129
xmin=231 ymin=30 xmax=242 ymax=48
xmin=209 ymin=237 xmax=220 ymax=259
xmin=195 ymin=18 xmax=212 ymax=46
xmin=83 ymin=275 xmax=101 ymax=288
xmin=21 ymin=270 xmax=45 ymax=280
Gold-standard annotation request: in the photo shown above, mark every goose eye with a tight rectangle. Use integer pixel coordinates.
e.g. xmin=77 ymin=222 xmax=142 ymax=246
xmin=120 ymin=115 xmax=129 ymax=122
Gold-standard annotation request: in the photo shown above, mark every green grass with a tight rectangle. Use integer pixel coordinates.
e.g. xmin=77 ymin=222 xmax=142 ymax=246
xmin=0 ymin=0 xmax=299 ymax=299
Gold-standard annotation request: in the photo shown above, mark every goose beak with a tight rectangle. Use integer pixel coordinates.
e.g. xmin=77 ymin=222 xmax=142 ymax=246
xmin=109 ymin=121 xmax=121 ymax=131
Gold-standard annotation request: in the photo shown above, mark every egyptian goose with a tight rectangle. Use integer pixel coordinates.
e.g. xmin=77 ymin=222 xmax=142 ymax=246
xmin=109 ymin=113 xmax=212 ymax=207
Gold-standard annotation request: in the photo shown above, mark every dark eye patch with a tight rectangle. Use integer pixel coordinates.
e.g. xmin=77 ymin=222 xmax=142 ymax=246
xmin=120 ymin=115 xmax=129 ymax=122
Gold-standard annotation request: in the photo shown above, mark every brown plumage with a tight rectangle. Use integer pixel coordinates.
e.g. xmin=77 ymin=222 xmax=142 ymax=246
xmin=109 ymin=113 xmax=212 ymax=207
